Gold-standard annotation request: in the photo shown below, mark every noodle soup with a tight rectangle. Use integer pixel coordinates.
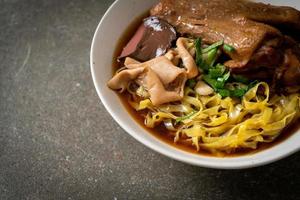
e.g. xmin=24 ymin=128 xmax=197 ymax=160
xmin=107 ymin=0 xmax=300 ymax=157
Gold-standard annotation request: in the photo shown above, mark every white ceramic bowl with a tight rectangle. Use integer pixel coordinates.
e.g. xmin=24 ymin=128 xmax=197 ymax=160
xmin=91 ymin=0 xmax=300 ymax=169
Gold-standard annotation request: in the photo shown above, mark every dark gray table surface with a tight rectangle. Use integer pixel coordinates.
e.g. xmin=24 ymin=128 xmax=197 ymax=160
xmin=1 ymin=0 xmax=300 ymax=199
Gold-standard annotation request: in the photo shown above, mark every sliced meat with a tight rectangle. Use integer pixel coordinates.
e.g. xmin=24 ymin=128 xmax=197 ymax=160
xmin=226 ymin=0 xmax=300 ymax=31
xmin=119 ymin=16 xmax=176 ymax=62
xmin=151 ymin=0 xmax=283 ymax=70
xmin=151 ymin=0 xmax=300 ymax=89
xmin=246 ymin=39 xmax=283 ymax=70
xmin=150 ymin=0 xmax=300 ymax=31
xmin=281 ymin=49 xmax=300 ymax=87
xmin=231 ymin=38 xmax=283 ymax=73
xmin=232 ymin=68 xmax=273 ymax=81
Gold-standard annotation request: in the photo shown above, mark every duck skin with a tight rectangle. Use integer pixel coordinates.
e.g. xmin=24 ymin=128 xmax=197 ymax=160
xmin=150 ymin=0 xmax=300 ymax=88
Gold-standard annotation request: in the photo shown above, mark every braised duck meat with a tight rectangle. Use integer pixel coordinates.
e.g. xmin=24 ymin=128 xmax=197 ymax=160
xmin=150 ymin=0 xmax=300 ymax=88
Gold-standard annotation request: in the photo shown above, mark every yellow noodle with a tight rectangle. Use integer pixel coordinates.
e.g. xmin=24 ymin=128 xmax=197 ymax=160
xmin=132 ymin=82 xmax=300 ymax=153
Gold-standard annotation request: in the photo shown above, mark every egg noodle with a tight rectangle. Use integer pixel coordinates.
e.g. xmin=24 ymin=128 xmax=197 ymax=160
xmin=116 ymin=37 xmax=300 ymax=154
xmin=128 ymin=82 xmax=300 ymax=154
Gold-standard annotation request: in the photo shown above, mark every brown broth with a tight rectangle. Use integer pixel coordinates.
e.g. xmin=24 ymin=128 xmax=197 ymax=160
xmin=111 ymin=12 xmax=300 ymax=157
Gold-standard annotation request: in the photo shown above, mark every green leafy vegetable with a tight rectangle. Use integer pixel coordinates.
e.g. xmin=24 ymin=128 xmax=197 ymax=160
xmin=217 ymin=71 xmax=230 ymax=83
xmin=203 ymin=74 xmax=227 ymax=90
xmin=194 ymin=38 xmax=203 ymax=67
xmin=223 ymin=44 xmax=236 ymax=53
xmin=209 ymin=64 xmax=226 ymax=79
xmin=203 ymin=75 xmax=218 ymax=90
xmin=205 ymin=48 xmax=218 ymax=67
xmin=193 ymin=37 xmax=258 ymax=98
xmin=202 ymin=40 xmax=224 ymax=54
xmin=194 ymin=39 xmax=222 ymax=71
xmin=248 ymin=80 xmax=259 ymax=90
xmin=218 ymin=89 xmax=231 ymax=98
xmin=176 ymin=111 xmax=197 ymax=123
xmin=230 ymin=88 xmax=248 ymax=98
xmin=218 ymin=88 xmax=248 ymax=98
xmin=187 ymin=79 xmax=197 ymax=88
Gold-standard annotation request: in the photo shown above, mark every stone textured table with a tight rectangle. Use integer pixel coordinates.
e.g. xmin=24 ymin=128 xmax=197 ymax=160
xmin=0 ymin=0 xmax=300 ymax=199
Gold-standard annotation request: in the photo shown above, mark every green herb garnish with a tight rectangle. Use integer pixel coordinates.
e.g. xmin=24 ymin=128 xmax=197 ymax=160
xmin=218 ymin=88 xmax=248 ymax=98
xmin=193 ymin=38 xmax=258 ymax=98
xmin=231 ymin=88 xmax=248 ymax=97
xmin=202 ymin=40 xmax=224 ymax=54
xmin=218 ymin=89 xmax=231 ymax=98
xmin=203 ymin=72 xmax=229 ymax=90
xmin=205 ymin=48 xmax=218 ymax=67
xmin=248 ymin=80 xmax=259 ymax=90
xmin=176 ymin=111 xmax=197 ymax=123
xmin=187 ymin=79 xmax=197 ymax=88
xmin=217 ymin=71 xmax=230 ymax=83
xmin=209 ymin=64 xmax=226 ymax=78
xmin=194 ymin=38 xmax=203 ymax=67
xmin=223 ymin=44 xmax=236 ymax=53
xmin=203 ymin=75 xmax=220 ymax=90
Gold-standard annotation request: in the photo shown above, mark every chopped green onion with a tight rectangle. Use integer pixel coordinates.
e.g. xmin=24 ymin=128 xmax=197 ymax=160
xmin=231 ymin=88 xmax=247 ymax=98
xmin=209 ymin=64 xmax=226 ymax=79
xmin=194 ymin=37 xmax=258 ymax=99
xmin=218 ymin=89 xmax=231 ymax=98
xmin=176 ymin=111 xmax=197 ymax=123
xmin=217 ymin=71 xmax=230 ymax=83
xmin=195 ymin=38 xmax=210 ymax=71
xmin=194 ymin=38 xmax=202 ymax=66
xmin=203 ymin=75 xmax=218 ymax=90
xmin=248 ymin=80 xmax=259 ymax=90
xmin=187 ymin=79 xmax=197 ymax=88
xmin=218 ymin=88 xmax=247 ymax=98
xmin=203 ymin=75 xmax=225 ymax=90
xmin=205 ymin=48 xmax=218 ymax=67
xmin=202 ymin=40 xmax=224 ymax=54
xmin=223 ymin=44 xmax=236 ymax=53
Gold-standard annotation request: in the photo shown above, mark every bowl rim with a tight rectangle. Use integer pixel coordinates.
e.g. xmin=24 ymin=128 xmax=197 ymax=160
xmin=90 ymin=0 xmax=300 ymax=169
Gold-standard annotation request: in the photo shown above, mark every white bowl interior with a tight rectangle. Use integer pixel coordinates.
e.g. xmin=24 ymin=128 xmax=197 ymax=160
xmin=91 ymin=0 xmax=300 ymax=169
